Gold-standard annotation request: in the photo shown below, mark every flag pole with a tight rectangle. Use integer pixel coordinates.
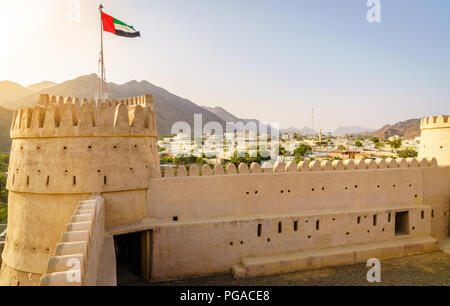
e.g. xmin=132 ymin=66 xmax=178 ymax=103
xmin=99 ymin=4 xmax=105 ymax=102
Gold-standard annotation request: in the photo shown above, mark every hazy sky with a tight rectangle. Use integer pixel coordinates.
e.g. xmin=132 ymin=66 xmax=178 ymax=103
xmin=1 ymin=0 xmax=449 ymax=131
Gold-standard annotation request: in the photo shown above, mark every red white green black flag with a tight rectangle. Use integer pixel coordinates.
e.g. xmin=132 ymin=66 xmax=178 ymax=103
xmin=101 ymin=12 xmax=141 ymax=38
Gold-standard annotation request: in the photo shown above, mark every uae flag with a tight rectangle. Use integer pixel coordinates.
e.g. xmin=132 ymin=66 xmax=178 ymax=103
xmin=102 ymin=12 xmax=140 ymax=38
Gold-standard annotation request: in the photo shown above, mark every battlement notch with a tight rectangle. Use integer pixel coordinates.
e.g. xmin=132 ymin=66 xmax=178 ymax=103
xmin=11 ymin=94 xmax=157 ymax=138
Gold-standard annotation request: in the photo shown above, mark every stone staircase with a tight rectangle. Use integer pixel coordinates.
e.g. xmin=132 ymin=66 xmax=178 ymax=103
xmin=232 ymin=236 xmax=438 ymax=279
xmin=439 ymin=236 xmax=450 ymax=254
xmin=40 ymin=197 xmax=105 ymax=286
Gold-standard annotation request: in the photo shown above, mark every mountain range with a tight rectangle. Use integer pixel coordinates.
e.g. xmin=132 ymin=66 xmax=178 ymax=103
xmin=0 ymin=74 xmax=422 ymax=152
xmin=0 ymin=74 xmax=226 ymax=136
xmin=361 ymin=119 xmax=421 ymax=139
xmin=333 ymin=126 xmax=373 ymax=136
xmin=202 ymin=106 xmax=283 ymax=134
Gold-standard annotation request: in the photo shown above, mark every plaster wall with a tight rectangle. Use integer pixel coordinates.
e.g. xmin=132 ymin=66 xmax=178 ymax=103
xmin=151 ymin=205 xmax=431 ymax=279
xmin=0 ymin=192 xmax=89 ymax=285
xmin=147 ymin=165 xmax=449 ymax=279
xmin=148 ymin=168 xmax=427 ymax=221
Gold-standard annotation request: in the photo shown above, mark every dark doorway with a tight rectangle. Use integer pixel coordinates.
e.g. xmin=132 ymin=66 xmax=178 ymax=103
xmin=114 ymin=230 xmax=152 ymax=284
xmin=395 ymin=211 xmax=409 ymax=236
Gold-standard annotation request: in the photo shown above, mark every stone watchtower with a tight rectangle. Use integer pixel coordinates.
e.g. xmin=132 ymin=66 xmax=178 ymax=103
xmin=0 ymin=94 xmax=159 ymax=285
xmin=419 ymin=115 xmax=450 ymax=166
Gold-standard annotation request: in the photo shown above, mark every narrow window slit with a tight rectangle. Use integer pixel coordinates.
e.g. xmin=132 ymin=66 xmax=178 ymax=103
xmin=257 ymin=224 xmax=262 ymax=237
xmin=316 ymin=220 xmax=320 ymax=231
xmin=278 ymin=222 xmax=282 ymax=234
xmin=294 ymin=221 xmax=298 ymax=232
xmin=373 ymin=215 xmax=377 ymax=226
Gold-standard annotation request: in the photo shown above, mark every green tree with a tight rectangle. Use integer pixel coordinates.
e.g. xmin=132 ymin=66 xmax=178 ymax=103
xmin=0 ymin=202 xmax=6 ymax=224
xmin=173 ymin=155 xmax=199 ymax=165
xmin=337 ymin=145 xmax=346 ymax=151
xmin=390 ymin=139 xmax=402 ymax=149
xmin=228 ymin=151 xmax=266 ymax=167
xmin=160 ymin=154 xmax=174 ymax=164
xmin=398 ymin=148 xmax=418 ymax=158
xmin=0 ymin=153 xmax=9 ymax=224
xmin=355 ymin=140 xmax=363 ymax=147
xmin=279 ymin=146 xmax=289 ymax=156
xmin=293 ymin=144 xmax=312 ymax=163
xmin=369 ymin=137 xmax=380 ymax=144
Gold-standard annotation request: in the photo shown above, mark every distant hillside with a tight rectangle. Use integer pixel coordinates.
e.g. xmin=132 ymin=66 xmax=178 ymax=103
xmin=202 ymin=106 xmax=240 ymax=122
xmin=26 ymin=81 xmax=56 ymax=93
xmin=0 ymin=106 xmax=13 ymax=153
xmin=333 ymin=126 xmax=373 ymax=136
xmin=203 ymin=106 xmax=321 ymax=135
xmin=0 ymin=81 xmax=32 ymax=105
xmin=362 ymin=119 xmax=421 ymax=139
xmin=203 ymin=105 xmax=277 ymax=133
xmin=0 ymin=75 xmax=425 ymax=143
xmin=280 ymin=126 xmax=317 ymax=135
xmin=2 ymin=74 xmax=226 ymax=135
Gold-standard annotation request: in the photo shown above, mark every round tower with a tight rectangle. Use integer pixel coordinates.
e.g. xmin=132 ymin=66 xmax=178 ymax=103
xmin=0 ymin=94 xmax=159 ymax=285
xmin=419 ymin=115 xmax=450 ymax=166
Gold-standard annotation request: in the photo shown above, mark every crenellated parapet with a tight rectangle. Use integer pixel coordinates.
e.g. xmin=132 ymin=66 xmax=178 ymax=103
xmin=10 ymin=94 xmax=157 ymax=138
xmin=420 ymin=115 xmax=449 ymax=130
xmin=6 ymin=94 xmax=160 ymax=194
xmin=153 ymin=157 xmax=438 ymax=178
xmin=419 ymin=114 xmax=450 ymax=166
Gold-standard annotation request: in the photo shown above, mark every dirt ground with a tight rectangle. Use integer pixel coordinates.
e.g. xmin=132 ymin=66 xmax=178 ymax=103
xmin=121 ymin=251 xmax=450 ymax=286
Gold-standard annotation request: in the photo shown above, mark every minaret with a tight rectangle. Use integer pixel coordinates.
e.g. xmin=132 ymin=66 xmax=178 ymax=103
xmin=0 ymin=94 xmax=159 ymax=285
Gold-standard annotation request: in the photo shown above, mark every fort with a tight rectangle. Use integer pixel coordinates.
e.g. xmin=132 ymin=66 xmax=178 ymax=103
xmin=0 ymin=94 xmax=448 ymax=286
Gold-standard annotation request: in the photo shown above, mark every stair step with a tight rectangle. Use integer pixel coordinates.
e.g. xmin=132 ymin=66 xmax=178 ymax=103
xmin=438 ymin=237 xmax=450 ymax=254
xmin=71 ymin=214 xmax=94 ymax=223
xmin=40 ymin=270 xmax=82 ymax=286
xmin=231 ymin=263 xmax=246 ymax=279
xmin=55 ymin=241 xmax=88 ymax=258
xmin=75 ymin=208 xmax=95 ymax=215
xmin=232 ymin=236 xmax=438 ymax=279
xmin=78 ymin=204 xmax=95 ymax=210
xmin=79 ymin=200 xmax=97 ymax=205
xmin=66 ymin=222 xmax=92 ymax=232
xmin=47 ymin=254 xmax=84 ymax=273
xmin=61 ymin=231 xmax=90 ymax=243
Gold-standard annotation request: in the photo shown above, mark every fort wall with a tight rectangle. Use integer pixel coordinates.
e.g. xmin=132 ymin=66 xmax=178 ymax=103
xmin=146 ymin=160 xmax=449 ymax=279
xmin=0 ymin=94 xmax=448 ymax=285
